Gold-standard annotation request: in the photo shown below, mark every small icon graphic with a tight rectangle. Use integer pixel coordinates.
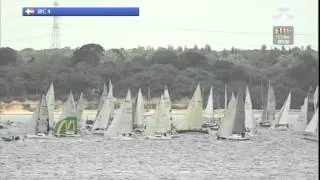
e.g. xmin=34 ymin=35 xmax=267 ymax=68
xmin=25 ymin=8 xmax=35 ymax=16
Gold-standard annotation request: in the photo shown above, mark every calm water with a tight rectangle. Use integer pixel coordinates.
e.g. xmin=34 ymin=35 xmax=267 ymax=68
xmin=0 ymin=113 xmax=318 ymax=179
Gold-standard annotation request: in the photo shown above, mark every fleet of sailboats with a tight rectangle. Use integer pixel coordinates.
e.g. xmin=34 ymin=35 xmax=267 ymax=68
xmin=1 ymin=81 xmax=318 ymax=142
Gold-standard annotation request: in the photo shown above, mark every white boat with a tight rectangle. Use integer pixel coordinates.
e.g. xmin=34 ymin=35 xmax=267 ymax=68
xmin=245 ymin=86 xmax=258 ymax=135
xmin=225 ymin=134 xmax=251 ymax=141
xmin=260 ymin=81 xmax=276 ymax=127
xmin=203 ymin=86 xmax=214 ymax=124
xmin=176 ymin=83 xmax=208 ymax=134
xmin=133 ymin=88 xmax=145 ymax=132
xmin=105 ymin=89 xmax=134 ymax=140
xmin=144 ymin=95 xmax=175 ymax=139
xmin=26 ymin=93 xmax=51 ymax=139
xmin=216 ymin=90 xmax=251 ymax=141
xmin=302 ymin=108 xmax=318 ymax=141
xmin=46 ymin=82 xmax=55 ymax=129
xmin=271 ymin=92 xmax=291 ymax=130
xmin=91 ymin=86 xmax=114 ymax=135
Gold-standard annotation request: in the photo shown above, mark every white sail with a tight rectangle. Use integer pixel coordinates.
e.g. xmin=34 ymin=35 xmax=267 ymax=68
xmin=224 ymin=84 xmax=227 ymax=116
xmin=146 ymin=95 xmax=171 ymax=135
xmin=245 ymin=86 xmax=256 ymax=133
xmin=98 ymin=83 xmax=108 ymax=111
xmin=261 ymin=81 xmax=276 ymax=124
xmin=27 ymin=100 xmax=40 ymax=135
xmin=217 ymin=93 xmax=237 ymax=138
xmin=273 ymin=92 xmax=291 ymax=127
xmin=304 ymin=108 xmax=319 ymax=136
xmin=46 ymin=82 xmax=55 ymax=128
xmin=92 ymin=98 xmax=113 ymax=132
xmin=105 ymin=90 xmax=133 ymax=137
xmin=313 ymin=85 xmax=318 ymax=110
xmin=76 ymin=92 xmax=86 ymax=128
xmin=59 ymin=91 xmax=77 ymax=121
xmin=134 ymin=88 xmax=145 ymax=129
xmin=204 ymin=86 xmax=213 ymax=116
xmin=163 ymin=85 xmax=172 ymax=113
xmin=291 ymin=97 xmax=308 ymax=132
xmin=108 ymin=80 xmax=113 ymax=98
xmin=177 ymin=83 xmax=203 ymax=130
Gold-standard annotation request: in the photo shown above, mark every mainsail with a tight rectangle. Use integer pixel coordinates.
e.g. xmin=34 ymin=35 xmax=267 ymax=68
xmin=105 ymin=89 xmax=133 ymax=137
xmin=204 ymin=86 xmax=213 ymax=115
xmin=133 ymin=88 xmax=145 ymax=129
xmin=304 ymin=108 xmax=319 ymax=136
xmin=34 ymin=94 xmax=50 ymax=134
xmin=59 ymin=91 xmax=77 ymax=122
xmin=273 ymin=92 xmax=291 ymax=128
xmin=224 ymin=84 xmax=227 ymax=116
xmin=145 ymin=95 xmax=171 ymax=135
xmin=232 ymin=91 xmax=246 ymax=134
xmin=98 ymin=83 xmax=108 ymax=111
xmin=217 ymin=92 xmax=237 ymax=138
xmin=163 ymin=85 xmax=172 ymax=114
xmin=46 ymin=82 xmax=55 ymax=128
xmin=76 ymin=92 xmax=86 ymax=128
xmin=92 ymin=97 xmax=113 ymax=132
xmin=261 ymin=81 xmax=276 ymax=124
xmin=245 ymin=86 xmax=256 ymax=133
xmin=177 ymin=83 xmax=203 ymax=130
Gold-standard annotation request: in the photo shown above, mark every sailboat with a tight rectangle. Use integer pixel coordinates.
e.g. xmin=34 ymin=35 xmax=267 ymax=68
xmin=203 ymin=86 xmax=219 ymax=130
xmin=303 ymin=108 xmax=318 ymax=141
xmin=291 ymin=97 xmax=308 ymax=133
xmin=216 ymin=90 xmax=250 ymax=141
xmin=145 ymin=95 xmax=173 ymax=140
xmin=46 ymin=82 xmax=55 ymax=129
xmin=52 ymin=91 xmax=79 ymax=137
xmin=105 ymin=89 xmax=134 ymax=140
xmin=260 ymin=81 xmax=276 ymax=127
xmin=245 ymin=86 xmax=257 ymax=136
xmin=91 ymin=91 xmax=114 ymax=136
xmin=76 ymin=92 xmax=87 ymax=132
xmin=26 ymin=93 xmax=52 ymax=139
xmin=271 ymin=92 xmax=291 ymax=130
xmin=176 ymin=83 xmax=208 ymax=134
xmin=133 ymin=88 xmax=145 ymax=133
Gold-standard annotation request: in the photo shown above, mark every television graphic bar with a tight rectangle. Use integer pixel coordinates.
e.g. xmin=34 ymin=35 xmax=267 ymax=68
xmin=22 ymin=7 xmax=139 ymax=16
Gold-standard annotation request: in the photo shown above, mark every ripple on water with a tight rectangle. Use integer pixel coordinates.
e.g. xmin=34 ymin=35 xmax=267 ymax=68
xmin=0 ymin=128 xmax=318 ymax=179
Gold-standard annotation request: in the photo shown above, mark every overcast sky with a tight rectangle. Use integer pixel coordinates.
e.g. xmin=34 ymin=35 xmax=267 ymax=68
xmin=0 ymin=0 xmax=318 ymax=50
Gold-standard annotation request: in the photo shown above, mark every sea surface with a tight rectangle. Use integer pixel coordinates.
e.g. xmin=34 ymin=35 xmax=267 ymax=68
xmin=0 ymin=113 xmax=318 ymax=180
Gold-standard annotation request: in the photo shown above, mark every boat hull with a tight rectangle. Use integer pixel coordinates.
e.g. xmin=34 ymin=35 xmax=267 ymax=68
xmin=259 ymin=122 xmax=271 ymax=127
xmin=302 ymin=136 xmax=319 ymax=142
xmin=217 ymin=134 xmax=251 ymax=141
xmin=145 ymin=136 xmax=172 ymax=140
xmin=176 ymin=129 xmax=209 ymax=134
xmin=27 ymin=134 xmax=54 ymax=139
xmin=111 ymin=136 xmax=134 ymax=141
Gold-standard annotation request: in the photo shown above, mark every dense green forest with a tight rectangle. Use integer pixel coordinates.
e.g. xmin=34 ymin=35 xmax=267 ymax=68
xmin=0 ymin=44 xmax=318 ymax=109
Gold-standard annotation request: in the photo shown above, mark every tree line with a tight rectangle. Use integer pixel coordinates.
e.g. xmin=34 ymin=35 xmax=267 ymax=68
xmin=0 ymin=44 xmax=318 ymax=109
